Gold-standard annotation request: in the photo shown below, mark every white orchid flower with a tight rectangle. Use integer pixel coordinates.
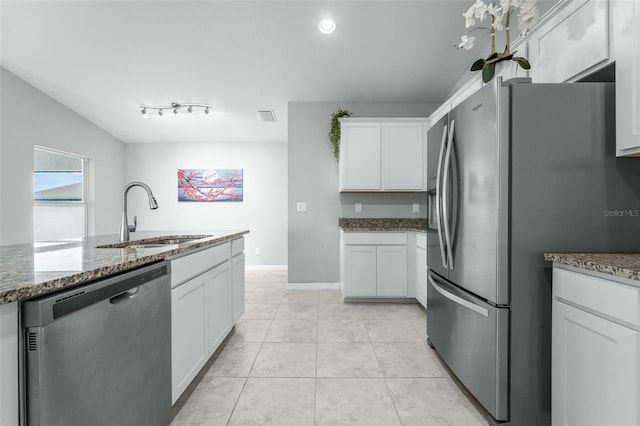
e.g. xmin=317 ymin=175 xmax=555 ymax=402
xmin=459 ymin=35 xmax=476 ymax=50
xmin=473 ymin=0 xmax=488 ymax=20
xmin=462 ymin=9 xmax=476 ymax=28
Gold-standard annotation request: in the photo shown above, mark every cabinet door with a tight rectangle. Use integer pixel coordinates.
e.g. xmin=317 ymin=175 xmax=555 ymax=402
xmin=343 ymin=245 xmax=377 ymax=297
xmin=613 ymin=0 xmax=640 ymax=156
xmin=232 ymin=253 xmax=246 ymax=324
xmin=382 ymin=122 xmax=423 ymax=190
xmin=415 ymin=246 xmax=427 ymax=308
xmin=206 ymin=262 xmax=232 ymax=357
xmin=377 ymin=245 xmax=408 ymax=297
xmin=171 ymin=273 xmax=207 ymax=404
xmin=528 ymin=0 xmax=609 ymax=83
xmin=339 ymin=122 xmax=381 ymax=191
xmin=0 ymin=302 xmax=19 ymax=426
xmin=552 ymin=300 xmax=639 ymax=426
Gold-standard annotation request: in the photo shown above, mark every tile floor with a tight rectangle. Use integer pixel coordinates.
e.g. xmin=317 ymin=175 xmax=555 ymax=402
xmin=171 ymin=270 xmax=488 ymax=426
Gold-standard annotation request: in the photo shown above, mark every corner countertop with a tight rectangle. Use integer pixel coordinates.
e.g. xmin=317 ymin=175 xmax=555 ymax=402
xmin=0 ymin=230 xmax=249 ymax=305
xmin=339 ymin=218 xmax=427 ymax=232
xmin=544 ymin=253 xmax=640 ymax=282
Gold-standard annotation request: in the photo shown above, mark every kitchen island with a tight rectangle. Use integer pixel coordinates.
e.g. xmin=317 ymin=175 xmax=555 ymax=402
xmin=0 ymin=230 xmax=248 ymax=425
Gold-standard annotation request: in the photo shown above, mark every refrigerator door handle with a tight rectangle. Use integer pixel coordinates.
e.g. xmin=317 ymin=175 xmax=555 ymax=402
xmin=435 ymin=124 xmax=448 ymax=268
xmin=442 ymin=119 xmax=455 ymax=269
xmin=428 ymin=273 xmax=489 ymax=317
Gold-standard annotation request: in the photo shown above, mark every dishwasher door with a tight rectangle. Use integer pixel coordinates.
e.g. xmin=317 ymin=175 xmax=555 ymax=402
xmin=22 ymin=261 xmax=171 ymax=426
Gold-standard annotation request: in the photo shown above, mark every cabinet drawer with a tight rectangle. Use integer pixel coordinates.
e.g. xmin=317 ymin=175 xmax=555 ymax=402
xmin=170 ymin=243 xmax=230 ymax=288
xmin=553 ymin=267 xmax=640 ymax=327
xmin=344 ymin=232 xmax=407 ymax=245
xmin=231 ymin=237 xmax=244 ymax=257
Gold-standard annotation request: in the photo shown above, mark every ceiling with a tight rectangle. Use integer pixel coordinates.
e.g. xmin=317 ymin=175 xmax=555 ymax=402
xmin=0 ymin=1 xmax=552 ymax=144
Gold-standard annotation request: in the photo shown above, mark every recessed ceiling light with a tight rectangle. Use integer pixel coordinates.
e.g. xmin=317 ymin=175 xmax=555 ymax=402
xmin=319 ymin=18 xmax=336 ymax=34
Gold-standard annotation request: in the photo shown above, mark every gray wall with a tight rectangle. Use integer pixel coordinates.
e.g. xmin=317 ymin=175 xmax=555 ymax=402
xmin=0 ymin=68 xmax=126 ymax=245
xmin=288 ymin=102 xmax=438 ymax=283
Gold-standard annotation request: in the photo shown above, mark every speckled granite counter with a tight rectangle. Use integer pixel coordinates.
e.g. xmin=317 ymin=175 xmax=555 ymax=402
xmin=544 ymin=253 xmax=640 ymax=282
xmin=339 ymin=218 xmax=427 ymax=232
xmin=0 ymin=230 xmax=248 ymax=305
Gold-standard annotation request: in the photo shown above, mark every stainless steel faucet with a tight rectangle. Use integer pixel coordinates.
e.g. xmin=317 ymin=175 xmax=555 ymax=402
xmin=119 ymin=182 xmax=158 ymax=242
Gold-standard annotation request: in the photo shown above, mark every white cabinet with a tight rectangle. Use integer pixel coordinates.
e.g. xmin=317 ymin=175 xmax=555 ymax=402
xmin=414 ymin=233 xmax=427 ymax=308
xmin=171 ymin=271 xmax=208 ymax=404
xmin=340 ymin=122 xmax=381 ymax=190
xmin=232 ymin=252 xmax=246 ymax=324
xmin=339 ymin=118 xmax=427 ymax=192
xmin=342 ymin=232 xmax=408 ymax=298
xmin=382 ymin=122 xmax=424 ymax=190
xmin=206 ymin=262 xmax=232 ymax=356
xmin=170 ymin=239 xmax=244 ymax=404
xmin=528 ymin=0 xmax=610 ymax=83
xmin=0 ymin=302 xmax=19 ymax=426
xmin=551 ymin=266 xmax=640 ymax=426
xmin=613 ymin=0 xmax=640 ymax=156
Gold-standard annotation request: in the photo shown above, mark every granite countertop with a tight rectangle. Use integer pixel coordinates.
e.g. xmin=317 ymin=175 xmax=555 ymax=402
xmin=339 ymin=218 xmax=427 ymax=232
xmin=544 ymin=253 xmax=640 ymax=282
xmin=0 ymin=230 xmax=249 ymax=305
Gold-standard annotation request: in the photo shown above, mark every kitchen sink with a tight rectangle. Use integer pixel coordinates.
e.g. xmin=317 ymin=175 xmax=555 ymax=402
xmin=97 ymin=235 xmax=212 ymax=249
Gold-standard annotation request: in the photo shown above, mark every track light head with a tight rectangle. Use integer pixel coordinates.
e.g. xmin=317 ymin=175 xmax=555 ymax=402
xmin=187 ymin=106 xmax=193 ymax=114
xmin=158 ymin=109 xmax=164 ymax=117
xmin=204 ymin=107 xmax=210 ymax=115
xmin=140 ymin=107 xmax=147 ymax=118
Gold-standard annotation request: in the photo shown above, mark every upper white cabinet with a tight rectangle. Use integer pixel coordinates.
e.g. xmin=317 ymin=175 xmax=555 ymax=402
xmin=551 ymin=266 xmax=640 ymax=426
xmin=612 ymin=0 xmax=640 ymax=156
xmin=528 ymin=0 xmax=610 ymax=83
xmin=339 ymin=118 xmax=427 ymax=192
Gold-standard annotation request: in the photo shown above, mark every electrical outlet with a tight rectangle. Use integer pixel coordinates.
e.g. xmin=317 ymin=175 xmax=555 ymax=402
xmin=355 ymin=202 xmax=362 ymax=213
xmin=255 ymin=247 xmax=261 ymax=255
xmin=296 ymin=202 xmax=307 ymax=212
xmin=413 ymin=203 xmax=420 ymax=213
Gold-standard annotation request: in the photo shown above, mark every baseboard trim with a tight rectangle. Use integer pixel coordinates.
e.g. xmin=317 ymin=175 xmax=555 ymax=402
xmin=245 ymin=265 xmax=288 ymax=271
xmin=286 ymin=282 xmax=341 ymax=290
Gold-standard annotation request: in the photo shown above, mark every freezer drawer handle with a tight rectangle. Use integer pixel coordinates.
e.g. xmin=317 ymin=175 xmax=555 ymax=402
xmin=428 ymin=275 xmax=488 ymax=317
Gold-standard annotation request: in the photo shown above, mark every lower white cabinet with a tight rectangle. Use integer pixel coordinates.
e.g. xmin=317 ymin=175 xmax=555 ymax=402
xmin=552 ymin=266 xmax=640 ymax=426
xmin=342 ymin=232 xmax=408 ymax=298
xmin=415 ymin=233 xmax=427 ymax=308
xmin=232 ymin=252 xmax=246 ymax=323
xmin=170 ymin=239 xmax=244 ymax=404
xmin=171 ymin=270 xmax=208 ymax=404
xmin=205 ymin=262 xmax=232 ymax=356
xmin=0 ymin=302 xmax=19 ymax=426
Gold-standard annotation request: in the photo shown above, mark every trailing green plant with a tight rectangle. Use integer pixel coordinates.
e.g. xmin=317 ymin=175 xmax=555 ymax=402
xmin=329 ymin=108 xmax=352 ymax=161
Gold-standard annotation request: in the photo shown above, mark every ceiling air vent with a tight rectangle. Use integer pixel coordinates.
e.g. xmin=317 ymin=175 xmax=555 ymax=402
xmin=257 ymin=110 xmax=276 ymax=122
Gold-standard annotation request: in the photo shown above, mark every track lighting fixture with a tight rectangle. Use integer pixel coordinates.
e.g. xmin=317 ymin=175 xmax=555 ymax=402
xmin=139 ymin=102 xmax=213 ymax=118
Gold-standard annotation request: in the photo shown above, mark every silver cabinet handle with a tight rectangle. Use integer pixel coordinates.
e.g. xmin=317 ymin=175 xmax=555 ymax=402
xmin=428 ymin=274 xmax=488 ymax=317
xmin=435 ymin=124 xmax=448 ymax=268
xmin=442 ymin=119 xmax=455 ymax=269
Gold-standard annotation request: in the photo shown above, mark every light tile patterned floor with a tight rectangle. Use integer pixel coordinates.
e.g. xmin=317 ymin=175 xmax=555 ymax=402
xmin=171 ymin=270 xmax=488 ymax=426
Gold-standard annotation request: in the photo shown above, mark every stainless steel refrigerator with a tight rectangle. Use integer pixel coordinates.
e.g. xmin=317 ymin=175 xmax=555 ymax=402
xmin=426 ymin=77 xmax=640 ymax=426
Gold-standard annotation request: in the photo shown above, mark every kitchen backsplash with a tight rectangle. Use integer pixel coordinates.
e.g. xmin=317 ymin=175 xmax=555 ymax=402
xmin=339 ymin=192 xmax=427 ymax=219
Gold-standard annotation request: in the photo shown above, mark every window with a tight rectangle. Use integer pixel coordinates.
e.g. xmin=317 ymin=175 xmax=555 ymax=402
xmin=33 ymin=147 xmax=88 ymax=242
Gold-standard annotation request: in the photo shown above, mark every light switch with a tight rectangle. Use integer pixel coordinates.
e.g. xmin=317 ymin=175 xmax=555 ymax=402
xmin=296 ymin=202 xmax=307 ymax=212
xmin=413 ymin=203 xmax=420 ymax=213
xmin=355 ymin=202 xmax=362 ymax=213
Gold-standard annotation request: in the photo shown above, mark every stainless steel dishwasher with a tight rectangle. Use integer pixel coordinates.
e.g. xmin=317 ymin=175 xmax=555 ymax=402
xmin=21 ymin=261 xmax=171 ymax=426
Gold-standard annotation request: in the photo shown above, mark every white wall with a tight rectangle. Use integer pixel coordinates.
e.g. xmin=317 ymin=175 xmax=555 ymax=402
xmin=124 ymin=142 xmax=287 ymax=266
xmin=0 ymin=68 xmax=126 ymax=245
